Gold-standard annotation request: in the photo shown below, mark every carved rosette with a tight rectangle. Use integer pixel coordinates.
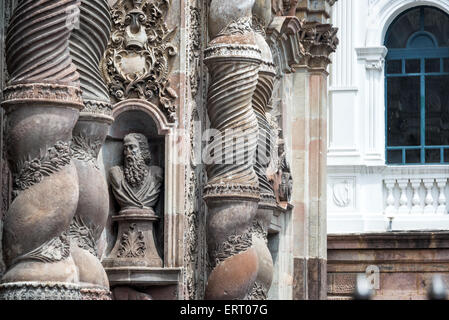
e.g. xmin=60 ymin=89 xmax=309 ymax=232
xmin=204 ymin=0 xmax=264 ymax=300
xmin=101 ymin=0 xmax=178 ymax=122
xmin=68 ymin=0 xmax=113 ymax=300
xmin=0 ymin=0 xmax=84 ymax=299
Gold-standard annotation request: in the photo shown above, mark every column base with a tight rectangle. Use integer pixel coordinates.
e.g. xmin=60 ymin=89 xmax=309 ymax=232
xmin=0 ymin=281 xmax=81 ymax=300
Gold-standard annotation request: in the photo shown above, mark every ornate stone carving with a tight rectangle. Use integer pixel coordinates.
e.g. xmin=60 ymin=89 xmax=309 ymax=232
xmin=82 ymin=100 xmax=113 ymax=116
xmin=299 ymin=22 xmax=339 ymax=70
xmin=101 ymin=0 xmax=178 ymax=122
xmin=71 ymin=134 xmax=102 ymax=170
xmin=1 ymin=0 xmax=83 ymax=300
xmin=68 ymin=0 xmax=113 ymax=300
xmin=189 ymin=5 xmax=202 ymax=97
xmin=0 ymin=282 xmax=82 ymax=300
xmin=217 ymin=16 xmax=253 ymax=37
xmin=104 ymin=133 xmax=163 ymax=268
xmin=80 ymin=287 xmax=112 ymax=300
xmin=246 ymin=281 xmax=268 ymax=300
xmin=204 ymin=0 xmax=262 ymax=300
xmin=332 ymin=181 xmax=351 ymax=208
xmin=249 ymin=2 xmax=277 ymax=300
xmin=212 ymin=231 xmax=253 ymax=268
xmin=2 ymin=83 xmax=83 ymax=107
xmin=69 ymin=216 xmax=99 ymax=258
xmin=269 ymin=138 xmax=293 ymax=203
xmin=272 ymin=0 xmax=298 ymax=16
xmin=110 ymin=133 xmax=163 ymax=211
xmin=11 ymin=233 xmax=70 ymax=265
xmin=266 ymin=17 xmax=304 ymax=75
xmin=12 ymin=141 xmax=71 ymax=196
xmin=117 ymin=223 xmax=146 ymax=258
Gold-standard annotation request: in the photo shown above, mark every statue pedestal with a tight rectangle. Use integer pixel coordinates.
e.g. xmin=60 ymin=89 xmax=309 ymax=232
xmin=103 ymin=208 xmax=163 ymax=268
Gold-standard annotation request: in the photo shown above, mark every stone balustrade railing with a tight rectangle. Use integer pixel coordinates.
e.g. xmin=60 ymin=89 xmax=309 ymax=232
xmin=384 ymin=177 xmax=448 ymax=215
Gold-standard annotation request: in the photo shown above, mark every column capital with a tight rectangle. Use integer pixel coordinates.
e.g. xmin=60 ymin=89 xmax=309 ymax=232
xmin=356 ymin=46 xmax=388 ymax=71
xmin=266 ymin=16 xmax=304 ymax=74
xmin=296 ymin=21 xmax=339 ymax=72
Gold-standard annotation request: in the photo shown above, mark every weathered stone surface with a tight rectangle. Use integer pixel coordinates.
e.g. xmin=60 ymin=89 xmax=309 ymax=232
xmin=0 ymin=0 xmax=83 ymax=300
xmin=328 ymin=232 xmax=449 ymax=300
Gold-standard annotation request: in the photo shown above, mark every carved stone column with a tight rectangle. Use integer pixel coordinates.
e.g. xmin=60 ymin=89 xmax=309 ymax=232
xmin=68 ymin=0 xmax=113 ymax=300
xmin=204 ymin=0 xmax=262 ymax=300
xmin=248 ymin=0 xmax=276 ymax=300
xmin=0 ymin=0 xmax=84 ymax=299
xmin=289 ymin=0 xmax=338 ymax=300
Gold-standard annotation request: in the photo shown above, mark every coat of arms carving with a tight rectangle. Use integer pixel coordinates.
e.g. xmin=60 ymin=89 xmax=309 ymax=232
xmin=101 ymin=0 xmax=178 ymax=122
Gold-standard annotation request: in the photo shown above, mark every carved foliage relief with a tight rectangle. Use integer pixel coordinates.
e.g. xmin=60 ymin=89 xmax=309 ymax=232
xmin=102 ymin=0 xmax=178 ymax=122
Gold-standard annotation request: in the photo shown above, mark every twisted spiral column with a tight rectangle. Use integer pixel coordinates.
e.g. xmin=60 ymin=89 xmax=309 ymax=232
xmin=0 ymin=0 xmax=84 ymax=299
xmin=203 ymin=25 xmax=263 ymax=298
xmin=247 ymin=27 xmax=277 ymax=299
xmin=68 ymin=0 xmax=113 ymax=300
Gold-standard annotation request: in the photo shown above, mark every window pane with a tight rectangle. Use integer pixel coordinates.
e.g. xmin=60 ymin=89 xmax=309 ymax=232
xmin=425 ymin=75 xmax=449 ymax=145
xmin=406 ymin=59 xmax=420 ymax=73
xmin=445 ymin=149 xmax=449 ymax=163
xmin=406 ymin=149 xmax=421 ymax=163
xmin=387 ymin=76 xmax=421 ymax=146
xmin=386 ymin=8 xmax=421 ymax=48
xmin=444 ymin=58 xmax=449 ymax=73
xmin=387 ymin=60 xmax=402 ymax=74
xmin=425 ymin=149 xmax=441 ymax=163
xmin=424 ymin=7 xmax=449 ymax=47
xmin=425 ymin=59 xmax=440 ymax=73
xmin=387 ymin=150 xmax=403 ymax=164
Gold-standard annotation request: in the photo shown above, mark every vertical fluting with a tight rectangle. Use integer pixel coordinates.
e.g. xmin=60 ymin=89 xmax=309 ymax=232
xmin=0 ymin=0 xmax=84 ymax=300
xmin=204 ymin=0 xmax=263 ymax=300
xmin=68 ymin=0 xmax=113 ymax=300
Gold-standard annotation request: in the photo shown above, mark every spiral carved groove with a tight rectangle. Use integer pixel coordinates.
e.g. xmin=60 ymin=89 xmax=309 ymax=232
xmin=203 ymin=12 xmax=263 ymax=297
xmin=205 ymin=61 xmax=260 ymax=190
xmin=68 ymin=0 xmax=112 ymax=299
xmin=69 ymin=0 xmax=111 ymax=103
xmin=252 ymin=70 xmax=276 ymax=203
xmin=0 ymin=0 xmax=82 ymax=300
xmin=6 ymin=0 xmax=81 ymax=86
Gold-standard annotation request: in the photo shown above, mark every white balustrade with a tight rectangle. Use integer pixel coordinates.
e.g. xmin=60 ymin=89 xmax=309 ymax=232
xmin=383 ymin=177 xmax=449 ymax=215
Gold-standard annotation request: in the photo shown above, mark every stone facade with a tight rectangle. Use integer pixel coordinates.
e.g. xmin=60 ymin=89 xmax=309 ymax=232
xmin=328 ymin=232 xmax=449 ymax=300
xmin=0 ymin=0 xmax=338 ymax=300
xmin=327 ymin=0 xmax=449 ymax=300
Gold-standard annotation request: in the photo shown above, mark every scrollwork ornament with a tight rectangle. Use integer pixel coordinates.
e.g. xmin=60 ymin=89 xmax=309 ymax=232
xmin=102 ymin=0 xmax=178 ymax=122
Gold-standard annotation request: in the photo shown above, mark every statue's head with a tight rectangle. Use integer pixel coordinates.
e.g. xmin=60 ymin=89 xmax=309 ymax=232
xmin=123 ymin=133 xmax=151 ymax=165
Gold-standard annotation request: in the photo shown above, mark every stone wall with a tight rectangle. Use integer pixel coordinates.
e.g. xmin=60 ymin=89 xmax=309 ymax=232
xmin=328 ymin=232 xmax=449 ymax=300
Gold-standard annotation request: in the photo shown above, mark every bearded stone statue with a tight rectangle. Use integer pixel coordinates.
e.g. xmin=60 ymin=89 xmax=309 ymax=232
xmin=110 ymin=133 xmax=163 ymax=215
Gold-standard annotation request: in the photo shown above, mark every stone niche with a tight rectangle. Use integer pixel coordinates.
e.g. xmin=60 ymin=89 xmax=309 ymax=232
xmin=100 ymin=99 xmax=180 ymax=300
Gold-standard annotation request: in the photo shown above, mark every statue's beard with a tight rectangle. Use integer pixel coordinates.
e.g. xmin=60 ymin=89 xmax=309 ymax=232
xmin=124 ymin=154 xmax=148 ymax=188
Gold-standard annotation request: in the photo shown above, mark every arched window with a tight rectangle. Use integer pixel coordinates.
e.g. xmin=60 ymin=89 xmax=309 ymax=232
xmin=385 ymin=6 xmax=449 ymax=164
